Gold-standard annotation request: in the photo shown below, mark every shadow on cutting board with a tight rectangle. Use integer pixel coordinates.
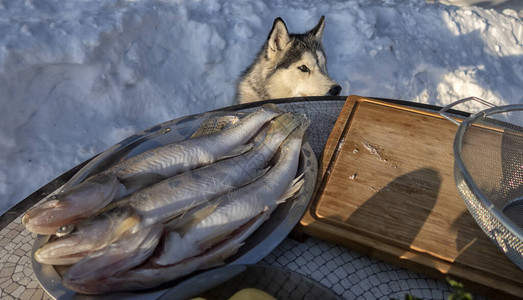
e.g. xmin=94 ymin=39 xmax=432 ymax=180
xmin=343 ymin=168 xmax=441 ymax=252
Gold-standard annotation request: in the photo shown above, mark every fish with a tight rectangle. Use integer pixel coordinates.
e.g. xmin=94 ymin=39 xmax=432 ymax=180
xmin=152 ymin=117 xmax=309 ymax=267
xmin=61 ymin=115 xmax=310 ymax=294
xmin=23 ymin=104 xmax=282 ymax=235
xmin=64 ymin=207 xmax=271 ymax=295
xmin=34 ymin=113 xmax=303 ymax=265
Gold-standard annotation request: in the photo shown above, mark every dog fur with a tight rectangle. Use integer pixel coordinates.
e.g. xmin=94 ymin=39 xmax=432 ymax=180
xmin=236 ymin=16 xmax=341 ymax=104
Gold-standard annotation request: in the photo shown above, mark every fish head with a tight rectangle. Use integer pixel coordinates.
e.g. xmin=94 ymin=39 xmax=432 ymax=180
xmin=22 ymin=175 xmax=120 ymax=235
xmin=34 ymin=230 xmax=98 ymax=265
xmin=34 ymin=205 xmax=140 ymax=265
xmin=63 ymin=224 xmax=163 ymax=285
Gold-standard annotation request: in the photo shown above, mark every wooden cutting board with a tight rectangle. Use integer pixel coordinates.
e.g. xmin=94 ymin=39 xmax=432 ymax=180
xmin=297 ymin=95 xmax=523 ymax=299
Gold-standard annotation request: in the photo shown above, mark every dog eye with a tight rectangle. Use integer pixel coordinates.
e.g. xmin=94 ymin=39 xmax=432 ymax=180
xmin=297 ymin=65 xmax=310 ymax=73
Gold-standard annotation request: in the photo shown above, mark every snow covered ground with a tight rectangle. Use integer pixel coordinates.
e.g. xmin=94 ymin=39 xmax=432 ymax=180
xmin=437 ymin=0 xmax=523 ymax=12
xmin=0 ymin=0 xmax=521 ymax=214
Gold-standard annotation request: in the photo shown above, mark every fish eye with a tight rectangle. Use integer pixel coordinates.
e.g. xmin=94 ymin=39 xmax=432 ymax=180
xmin=297 ymin=65 xmax=310 ymax=73
xmin=56 ymin=224 xmax=75 ymax=237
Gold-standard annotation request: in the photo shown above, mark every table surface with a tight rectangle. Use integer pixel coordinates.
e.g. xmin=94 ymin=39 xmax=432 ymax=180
xmin=0 ymin=97 xmax=490 ymax=300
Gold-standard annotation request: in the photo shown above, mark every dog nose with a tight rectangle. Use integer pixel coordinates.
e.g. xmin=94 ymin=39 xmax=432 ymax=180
xmin=328 ymin=84 xmax=342 ymax=96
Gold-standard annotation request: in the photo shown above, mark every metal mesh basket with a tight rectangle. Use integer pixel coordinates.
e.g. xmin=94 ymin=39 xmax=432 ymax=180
xmin=441 ymin=98 xmax=523 ymax=270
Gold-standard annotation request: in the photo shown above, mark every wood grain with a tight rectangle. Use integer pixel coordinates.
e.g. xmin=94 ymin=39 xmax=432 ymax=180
xmin=297 ymin=95 xmax=523 ymax=299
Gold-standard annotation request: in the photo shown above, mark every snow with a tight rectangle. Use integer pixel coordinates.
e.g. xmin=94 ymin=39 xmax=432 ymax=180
xmin=0 ymin=0 xmax=522 ymax=214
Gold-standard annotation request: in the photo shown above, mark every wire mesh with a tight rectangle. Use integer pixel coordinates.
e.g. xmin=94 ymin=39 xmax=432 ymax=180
xmin=454 ymin=104 xmax=523 ymax=270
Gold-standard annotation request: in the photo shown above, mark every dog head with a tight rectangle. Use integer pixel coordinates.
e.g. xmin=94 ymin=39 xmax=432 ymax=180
xmin=237 ymin=16 xmax=341 ymax=103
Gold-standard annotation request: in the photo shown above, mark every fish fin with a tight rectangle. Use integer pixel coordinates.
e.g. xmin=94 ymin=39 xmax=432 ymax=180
xmin=190 ymin=115 xmax=241 ymax=138
xmin=205 ymin=242 xmax=245 ymax=268
xmin=120 ymin=173 xmax=166 ymax=192
xmin=196 ymin=228 xmax=235 ymax=251
xmin=165 ymin=200 xmax=222 ymax=234
xmin=218 ymin=143 xmax=253 ymax=160
xmin=111 ymin=212 xmax=141 ymax=241
xmin=277 ymin=173 xmax=305 ymax=204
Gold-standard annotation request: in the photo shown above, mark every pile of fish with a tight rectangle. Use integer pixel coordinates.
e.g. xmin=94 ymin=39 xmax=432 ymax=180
xmin=22 ymin=104 xmax=311 ymax=295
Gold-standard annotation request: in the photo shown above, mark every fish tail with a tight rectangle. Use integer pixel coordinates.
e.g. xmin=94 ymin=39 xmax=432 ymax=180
xmin=260 ymin=103 xmax=283 ymax=114
xmin=275 ymin=114 xmax=310 ymax=160
xmin=266 ymin=112 xmax=302 ymax=137
xmin=277 ymin=173 xmax=305 ymax=204
xmin=286 ymin=114 xmax=311 ymax=140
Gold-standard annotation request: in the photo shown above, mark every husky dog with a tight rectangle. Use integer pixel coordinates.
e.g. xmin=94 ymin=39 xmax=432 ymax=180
xmin=236 ymin=16 xmax=341 ymax=104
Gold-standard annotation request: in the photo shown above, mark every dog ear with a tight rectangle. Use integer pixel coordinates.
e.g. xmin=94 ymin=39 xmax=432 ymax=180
xmin=267 ymin=17 xmax=290 ymax=59
xmin=310 ymin=16 xmax=325 ymax=42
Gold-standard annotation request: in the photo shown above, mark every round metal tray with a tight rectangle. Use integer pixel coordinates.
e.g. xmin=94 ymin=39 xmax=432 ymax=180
xmin=31 ymin=108 xmax=318 ymax=299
